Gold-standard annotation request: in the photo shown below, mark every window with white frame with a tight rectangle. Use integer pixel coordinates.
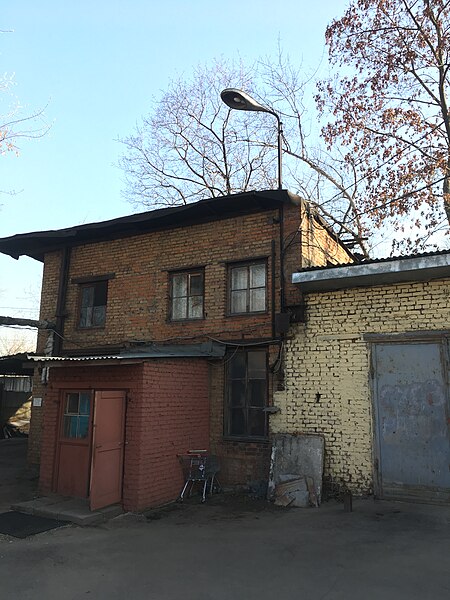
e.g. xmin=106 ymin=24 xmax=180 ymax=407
xmin=170 ymin=270 xmax=204 ymax=320
xmin=229 ymin=261 xmax=267 ymax=314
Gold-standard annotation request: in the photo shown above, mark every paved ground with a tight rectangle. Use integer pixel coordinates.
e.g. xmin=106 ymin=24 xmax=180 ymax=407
xmin=0 ymin=438 xmax=38 ymax=513
xmin=0 ymin=440 xmax=449 ymax=599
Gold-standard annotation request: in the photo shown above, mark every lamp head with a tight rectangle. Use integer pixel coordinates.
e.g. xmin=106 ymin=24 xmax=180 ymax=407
xmin=220 ymin=88 xmax=271 ymax=114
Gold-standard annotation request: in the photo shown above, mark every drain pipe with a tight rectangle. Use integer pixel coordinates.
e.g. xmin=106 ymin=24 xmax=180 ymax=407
xmin=53 ymin=246 xmax=71 ymax=355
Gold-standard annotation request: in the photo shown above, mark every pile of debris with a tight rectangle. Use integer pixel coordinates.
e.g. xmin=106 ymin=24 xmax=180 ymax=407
xmin=273 ymin=475 xmax=319 ymax=508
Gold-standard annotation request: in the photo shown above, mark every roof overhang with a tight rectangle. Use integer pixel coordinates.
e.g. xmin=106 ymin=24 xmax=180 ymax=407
xmin=0 ymin=189 xmax=300 ymax=262
xmin=26 ymin=341 xmax=226 ymax=366
xmin=292 ymin=253 xmax=450 ymax=292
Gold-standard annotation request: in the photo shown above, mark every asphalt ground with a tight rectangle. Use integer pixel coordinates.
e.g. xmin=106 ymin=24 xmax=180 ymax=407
xmin=0 ymin=440 xmax=449 ymax=600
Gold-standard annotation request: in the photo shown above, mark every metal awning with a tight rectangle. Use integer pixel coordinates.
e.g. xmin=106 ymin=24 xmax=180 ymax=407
xmin=26 ymin=341 xmax=226 ymax=366
xmin=292 ymin=252 xmax=450 ymax=292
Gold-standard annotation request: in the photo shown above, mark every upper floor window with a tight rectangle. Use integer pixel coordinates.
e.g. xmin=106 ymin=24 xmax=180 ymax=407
xmin=170 ymin=270 xmax=204 ymax=320
xmin=79 ymin=280 xmax=108 ymax=328
xmin=229 ymin=261 xmax=267 ymax=315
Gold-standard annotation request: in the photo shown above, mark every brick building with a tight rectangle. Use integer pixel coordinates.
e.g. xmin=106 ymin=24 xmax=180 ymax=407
xmin=272 ymin=252 xmax=450 ymax=503
xmin=0 ymin=190 xmax=352 ymax=512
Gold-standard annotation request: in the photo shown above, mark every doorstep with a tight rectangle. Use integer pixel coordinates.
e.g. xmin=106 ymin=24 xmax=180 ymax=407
xmin=11 ymin=496 xmax=122 ymax=526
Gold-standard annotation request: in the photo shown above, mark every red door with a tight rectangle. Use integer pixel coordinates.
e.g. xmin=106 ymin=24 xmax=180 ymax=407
xmin=89 ymin=390 xmax=126 ymax=510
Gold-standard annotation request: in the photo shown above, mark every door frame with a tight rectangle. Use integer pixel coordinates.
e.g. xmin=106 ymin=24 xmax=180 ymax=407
xmin=369 ymin=332 xmax=450 ymax=500
xmin=53 ymin=388 xmax=95 ymax=497
xmin=53 ymin=387 xmax=127 ymax=507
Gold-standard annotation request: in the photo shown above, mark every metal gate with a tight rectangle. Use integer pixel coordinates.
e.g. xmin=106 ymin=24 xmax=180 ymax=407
xmin=372 ymin=341 xmax=450 ymax=503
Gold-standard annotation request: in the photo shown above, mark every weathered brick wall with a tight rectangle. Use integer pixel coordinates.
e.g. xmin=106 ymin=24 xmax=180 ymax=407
xmin=126 ymin=359 xmax=209 ymax=511
xmin=271 ymin=278 xmax=450 ymax=495
xmin=30 ymin=201 xmax=352 ymax=470
xmin=39 ymin=359 xmax=209 ymax=512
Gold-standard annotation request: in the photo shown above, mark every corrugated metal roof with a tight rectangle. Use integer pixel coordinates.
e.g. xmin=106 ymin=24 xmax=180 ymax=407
xmin=0 ymin=190 xmax=300 ymax=262
xmin=27 ymin=341 xmax=226 ymax=365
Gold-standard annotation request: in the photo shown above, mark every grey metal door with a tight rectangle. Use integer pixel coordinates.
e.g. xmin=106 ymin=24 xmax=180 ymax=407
xmin=373 ymin=342 xmax=450 ymax=502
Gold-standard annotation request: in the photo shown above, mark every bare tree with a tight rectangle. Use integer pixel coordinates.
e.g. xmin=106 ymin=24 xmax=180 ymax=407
xmin=118 ymin=60 xmax=279 ymax=208
xmin=0 ymin=31 xmax=49 ymax=201
xmin=118 ymin=56 xmax=370 ymax=256
xmin=0 ymin=330 xmax=36 ymax=356
xmin=318 ymin=0 xmax=450 ymax=251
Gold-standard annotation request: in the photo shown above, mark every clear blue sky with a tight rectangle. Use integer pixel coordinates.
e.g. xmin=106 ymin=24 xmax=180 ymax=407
xmin=0 ymin=0 xmax=349 ymax=349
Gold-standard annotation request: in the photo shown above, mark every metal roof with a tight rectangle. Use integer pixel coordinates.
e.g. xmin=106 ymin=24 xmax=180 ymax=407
xmin=292 ymin=250 xmax=450 ymax=292
xmin=27 ymin=341 xmax=226 ymax=365
xmin=0 ymin=189 xmax=300 ymax=262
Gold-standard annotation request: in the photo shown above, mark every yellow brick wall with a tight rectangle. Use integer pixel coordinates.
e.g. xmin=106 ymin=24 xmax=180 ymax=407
xmin=270 ymin=278 xmax=450 ymax=494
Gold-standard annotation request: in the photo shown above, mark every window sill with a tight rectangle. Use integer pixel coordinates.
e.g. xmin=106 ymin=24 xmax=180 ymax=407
xmin=168 ymin=317 xmax=205 ymax=323
xmin=226 ymin=311 xmax=268 ymax=318
xmin=222 ymin=436 xmax=269 ymax=444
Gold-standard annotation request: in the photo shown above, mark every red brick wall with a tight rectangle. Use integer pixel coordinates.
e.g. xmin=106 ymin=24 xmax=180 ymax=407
xmin=31 ymin=200 xmax=352 ymax=481
xmin=38 ymin=209 xmax=287 ymax=352
xmin=38 ymin=359 xmax=209 ymax=512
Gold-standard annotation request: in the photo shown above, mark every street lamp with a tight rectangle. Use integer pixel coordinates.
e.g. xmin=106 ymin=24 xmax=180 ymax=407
xmin=220 ymin=88 xmax=283 ymax=190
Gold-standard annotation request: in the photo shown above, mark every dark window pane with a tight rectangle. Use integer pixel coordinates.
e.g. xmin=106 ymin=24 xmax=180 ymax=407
xmin=92 ymin=305 xmax=106 ymax=326
xmin=81 ymin=286 xmax=94 ymax=308
xmin=188 ymin=295 xmax=203 ymax=319
xmin=63 ymin=416 xmax=78 ymax=438
xmin=172 ymin=297 xmax=187 ymax=319
xmin=230 ymin=380 xmax=246 ymax=407
xmin=189 ymin=273 xmax=203 ymax=295
xmin=248 ymin=351 xmax=266 ymax=378
xmin=250 ymin=264 xmax=266 ymax=288
xmin=248 ymin=380 xmax=266 ymax=407
xmin=250 ymin=288 xmax=265 ymax=312
xmin=231 ymin=267 xmax=248 ymax=290
xmin=66 ymin=394 xmax=79 ymax=414
xmin=230 ymin=409 xmax=246 ymax=436
xmin=231 ymin=289 xmax=246 ymax=313
xmin=79 ymin=282 xmax=107 ymax=328
xmin=229 ymin=352 xmax=246 ymax=379
xmin=172 ymin=274 xmax=187 ymax=298
xmin=94 ymin=281 xmax=107 ymax=305
xmin=248 ymin=409 xmax=266 ymax=437
xmin=79 ymin=394 xmax=90 ymax=415
xmin=79 ymin=307 xmax=92 ymax=328
xmin=78 ymin=416 xmax=89 ymax=439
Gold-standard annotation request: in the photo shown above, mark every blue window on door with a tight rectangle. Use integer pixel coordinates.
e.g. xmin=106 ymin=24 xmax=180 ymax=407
xmin=63 ymin=392 xmax=91 ymax=439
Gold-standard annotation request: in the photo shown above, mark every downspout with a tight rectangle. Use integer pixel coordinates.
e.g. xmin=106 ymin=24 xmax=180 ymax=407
xmin=279 ymin=204 xmax=285 ymax=312
xmin=53 ymin=246 xmax=71 ymax=355
xmin=271 ymin=240 xmax=276 ymax=339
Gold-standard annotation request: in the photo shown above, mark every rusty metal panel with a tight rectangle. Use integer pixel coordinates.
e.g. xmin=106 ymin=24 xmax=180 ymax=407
xmin=373 ymin=342 xmax=450 ymax=502
xmin=90 ymin=390 xmax=126 ymax=511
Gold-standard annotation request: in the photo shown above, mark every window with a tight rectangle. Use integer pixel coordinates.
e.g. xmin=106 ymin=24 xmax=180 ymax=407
xmin=79 ymin=280 xmax=108 ymax=328
xmin=225 ymin=350 xmax=268 ymax=439
xmin=229 ymin=261 xmax=267 ymax=314
xmin=62 ymin=392 xmax=91 ymax=439
xmin=170 ymin=270 xmax=204 ymax=320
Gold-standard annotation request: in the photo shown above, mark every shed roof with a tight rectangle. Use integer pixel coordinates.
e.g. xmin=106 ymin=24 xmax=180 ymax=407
xmin=292 ymin=250 xmax=450 ymax=292
xmin=0 ymin=189 xmax=300 ymax=262
xmin=26 ymin=341 xmax=226 ymax=366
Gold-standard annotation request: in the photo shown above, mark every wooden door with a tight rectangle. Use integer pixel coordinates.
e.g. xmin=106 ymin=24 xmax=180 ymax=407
xmin=90 ymin=390 xmax=126 ymax=510
xmin=56 ymin=391 xmax=92 ymax=498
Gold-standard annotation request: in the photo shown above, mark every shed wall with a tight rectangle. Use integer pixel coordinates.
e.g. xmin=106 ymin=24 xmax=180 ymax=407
xmin=39 ymin=359 xmax=209 ymax=512
xmin=270 ymin=278 xmax=450 ymax=494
